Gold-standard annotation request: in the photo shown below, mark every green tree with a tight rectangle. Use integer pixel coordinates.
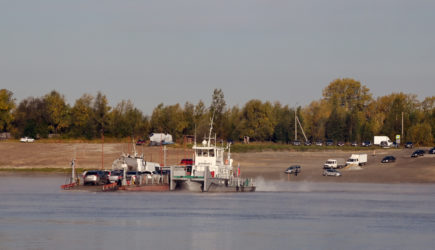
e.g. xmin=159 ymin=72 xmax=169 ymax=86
xmin=93 ymin=92 xmax=111 ymax=137
xmin=0 ymin=89 xmax=15 ymax=132
xmin=408 ymin=123 xmax=433 ymax=145
xmin=70 ymin=94 xmax=95 ymax=139
xmin=239 ymin=100 xmax=275 ymax=141
xmin=13 ymin=97 xmax=49 ymax=138
xmin=210 ymin=89 xmax=227 ymax=137
xmin=109 ymin=100 xmax=145 ymax=138
xmin=44 ymin=90 xmax=70 ymax=134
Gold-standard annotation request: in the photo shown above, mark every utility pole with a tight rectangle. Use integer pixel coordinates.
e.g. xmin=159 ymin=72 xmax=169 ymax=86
xmin=295 ymin=106 xmax=297 ymax=141
xmin=401 ymin=112 xmax=404 ymax=140
xmin=101 ymin=129 xmax=104 ymax=170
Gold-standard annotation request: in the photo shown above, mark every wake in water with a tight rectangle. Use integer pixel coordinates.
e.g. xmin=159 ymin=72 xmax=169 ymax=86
xmin=253 ymin=177 xmax=435 ymax=194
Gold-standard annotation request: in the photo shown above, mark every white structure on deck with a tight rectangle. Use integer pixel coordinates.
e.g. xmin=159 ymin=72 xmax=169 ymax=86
xmin=170 ymin=116 xmax=255 ymax=192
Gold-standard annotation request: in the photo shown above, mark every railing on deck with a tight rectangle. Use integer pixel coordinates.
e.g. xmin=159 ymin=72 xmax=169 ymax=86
xmin=60 ymin=182 xmax=76 ymax=190
xmin=102 ymin=182 xmax=118 ymax=191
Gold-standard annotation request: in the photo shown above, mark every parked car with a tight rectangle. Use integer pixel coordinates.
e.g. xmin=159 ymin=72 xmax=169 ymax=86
xmin=284 ymin=165 xmax=301 ymax=175
xmin=429 ymin=147 xmax=435 ymax=154
xmin=405 ymin=142 xmax=413 ymax=148
xmin=381 ymin=156 xmax=396 ymax=163
xmin=20 ymin=137 xmax=35 ymax=143
xmin=351 ymin=141 xmax=358 ymax=147
xmin=323 ymin=169 xmax=341 ymax=177
xmin=315 ymin=140 xmax=323 ymax=146
xmin=292 ymin=140 xmax=301 ymax=146
xmin=109 ymin=170 xmax=124 ymax=184
xmin=136 ymin=139 xmax=146 ymax=145
xmin=362 ymin=141 xmax=372 ymax=147
xmin=180 ymin=158 xmax=194 ymax=165
xmin=411 ymin=150 xmax=425 ymax=158
xmin=304 ymin=140 xmax=312 ymax=146
xmin=83 ymin=170 xmax=110 ymax=185
xmin=337 ymin=141 xmax=345 ymax=147
xmin=325 ymin=139 xmax=334 ymax=146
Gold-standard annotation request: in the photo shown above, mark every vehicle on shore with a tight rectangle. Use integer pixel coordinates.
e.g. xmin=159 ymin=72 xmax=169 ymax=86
xmin=323 ymin=159 xmax=345 ymax=169
xmin=136 ymin=139 xmax=146 ymax=145
xmin=374 ymin=136 xmax=393 ymax=147
xmin=285 ymin=165 xmax=301 ymax=175
xmin=337 ymin=141 xmax=345 ymax=147
xmin=381 ymin=156 xmax=396 ymax=163
xmin=315 ymin=140 xmax=323 ymax=146
xmin=304 ymin=141 xmax=312 ymax=146
xmin=351 ymin=141 xmax=358 ymax=147
xmin=405 ymin=142 xmax=413 ymax=148
xmin=411 ymin=150 xmax=425 ymax=158
xmin=325 ymin=139 xmax=334 ymax=146
xmin=20 ymin=137 xmax=34 ymax=143
xmin=323 ymin=169 xmax=341 ymax=177
xmin=180 ymin=158 xmax=194 ymax=165
xmin=292 ymin=140 xmax=301 ymax=146
xmin=346 ymin=154 xmax=367 ymax=166
xmin=362 ymin=141 xmax=372 ymax=147
xmin=83 ymin=170 xmax=110 ymax=185
xmin=429 ymin=147 xmax=435 ymax=154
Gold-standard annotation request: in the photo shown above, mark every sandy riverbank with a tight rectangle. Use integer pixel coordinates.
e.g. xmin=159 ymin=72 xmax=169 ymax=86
xmin=0 ymin=142 xmax=434 ymax=184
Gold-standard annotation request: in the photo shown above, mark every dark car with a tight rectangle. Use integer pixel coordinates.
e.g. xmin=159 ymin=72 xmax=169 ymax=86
xmin=411 ymin=150 xmax=425 ymax=158
xmin=83 ymin=170 xmax=110 ymax=185
xmin=381 ymin=156 xmax=396 ymax=163
xmin=284 ymin=165 xmax=301 ymax=175
xmin=405 ymin=142 xmax=413 ymax=148
xmin=337 ymin=141 xmax=345 ymax=147
xmin=362 ymin=141 xmax=372 ymax=147
xmin=429 ymin=147 xmax=435 ymax=154
xmin=325 ymin=139 xmax=334 ymax=146
xmin=136 ymin=139 xmax=146 ymax=145
xmin=292 ymin=140 xmax=301 ymax=146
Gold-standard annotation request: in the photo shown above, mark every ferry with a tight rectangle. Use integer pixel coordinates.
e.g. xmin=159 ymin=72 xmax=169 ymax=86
xmin=169 ymin=120 xmax=256 ymax=192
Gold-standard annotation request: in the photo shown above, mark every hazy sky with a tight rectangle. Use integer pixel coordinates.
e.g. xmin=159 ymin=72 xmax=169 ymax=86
xmin=1 ymin=0 xmax=434 ymax=115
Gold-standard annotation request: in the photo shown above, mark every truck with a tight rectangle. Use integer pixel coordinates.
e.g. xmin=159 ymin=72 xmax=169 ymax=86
xmin=346 ymin=154 xmax=368 ymax=166
xmin=374 ymin=136 xmax=393 ymax=147
xmin=323 ymin=159 xmax=346 ymax=169
xmin=149 ymin=133 xmax=173 ymax=146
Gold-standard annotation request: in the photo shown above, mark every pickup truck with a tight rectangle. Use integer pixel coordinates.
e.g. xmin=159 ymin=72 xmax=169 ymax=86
xmin=323 ymin=159 xmax=346 ymax=169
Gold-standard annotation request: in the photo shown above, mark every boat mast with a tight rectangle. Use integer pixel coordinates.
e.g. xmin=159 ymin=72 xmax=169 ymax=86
xmin=208 ymin=112 xmax=215 ymax=147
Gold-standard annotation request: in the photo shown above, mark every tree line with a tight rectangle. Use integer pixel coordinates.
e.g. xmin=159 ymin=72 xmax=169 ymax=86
xmin=0 ymin=78 xmax=434 ymax=145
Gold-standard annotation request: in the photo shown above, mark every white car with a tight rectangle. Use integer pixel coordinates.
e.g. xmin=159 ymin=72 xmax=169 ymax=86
xmin=20 ymin=137 xmax=35 ymax=143
xmin=323 ymin=169 xmax=341 ymax=177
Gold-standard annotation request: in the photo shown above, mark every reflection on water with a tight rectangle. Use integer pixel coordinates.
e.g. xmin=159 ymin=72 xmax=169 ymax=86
xmin=1 ymin=176 xmax=435 ymax=250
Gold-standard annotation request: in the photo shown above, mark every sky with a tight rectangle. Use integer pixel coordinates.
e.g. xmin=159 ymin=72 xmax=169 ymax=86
xmin=1 ymin=0 xmax=434 ymax=115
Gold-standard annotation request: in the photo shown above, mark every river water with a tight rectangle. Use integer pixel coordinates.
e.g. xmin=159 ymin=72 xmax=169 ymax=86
xmin=1 ymin=176 xmax=435 ymax=250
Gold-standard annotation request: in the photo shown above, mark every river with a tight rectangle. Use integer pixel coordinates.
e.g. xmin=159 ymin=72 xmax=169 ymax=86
xmin=1 ymin=176 xmax=435 ymax=250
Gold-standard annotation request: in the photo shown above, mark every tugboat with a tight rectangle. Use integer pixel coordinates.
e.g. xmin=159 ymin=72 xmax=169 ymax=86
xmin=170 ymin=118 xmax=256 ymax=192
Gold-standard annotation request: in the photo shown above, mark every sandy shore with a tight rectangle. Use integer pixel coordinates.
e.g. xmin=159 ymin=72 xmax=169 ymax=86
xmin=0 ymin=142 xmax=434 ymax=184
